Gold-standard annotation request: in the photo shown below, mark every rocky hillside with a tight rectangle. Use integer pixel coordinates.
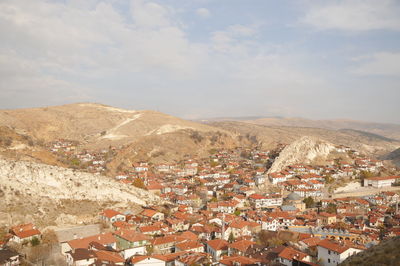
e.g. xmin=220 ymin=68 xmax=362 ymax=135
xmin=1 ymin=103 xmax=399 ymax=167
xmin=268 ymin=136 xmax=338 ymax=173
xmin=0 ymin=157 xmax=157 ymax=227
xmin=211 ymin=121 xmax=400 ymax=157
xmin=0 ymin=103 xmax=242 ymax=165
xmin=382 ymin=147 xmax=400 ymax=167
xmin=339 ymin=236 xmax=400 ymax=266
xmin=0 ymin=103 xmax=230 ymax=147
xmin=233 ymin=117 xmax=400 ymax=140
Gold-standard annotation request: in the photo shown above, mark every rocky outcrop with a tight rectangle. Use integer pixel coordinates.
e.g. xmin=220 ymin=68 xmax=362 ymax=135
xmin=0 ymin=157 xmax=157 ymax=205
xmin=0 ymin=157 xmax=159 ymax=226
xmin=268 ymin=136 xmax=337 ymax=173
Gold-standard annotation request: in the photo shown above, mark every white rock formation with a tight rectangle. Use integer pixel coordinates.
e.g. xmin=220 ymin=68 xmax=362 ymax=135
xmin=268 ymin=136 xmax=337 ymax=173
xmin=0 ymin=157 xmax=157 ymax=206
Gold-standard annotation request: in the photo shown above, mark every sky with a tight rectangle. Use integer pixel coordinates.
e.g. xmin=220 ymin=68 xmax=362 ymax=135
xmin=0 ymin=0 xmax=399 ymax=123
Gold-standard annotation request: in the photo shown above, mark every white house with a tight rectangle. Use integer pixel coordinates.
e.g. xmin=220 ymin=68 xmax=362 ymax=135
xmin=100 ymin=209 xmax=126 ymax=224
xmin=363 ymin=176 xmax=400 ymax=188
xmin=206 ymin=239 xmax=229 ymax=262
xmin=317 ymin=239 xmax=363 ymax=266
xmin=269 ymin=172 xmax=287 ymax=185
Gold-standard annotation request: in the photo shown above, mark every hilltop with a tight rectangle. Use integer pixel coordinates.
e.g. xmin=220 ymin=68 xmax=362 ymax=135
xmin=0 ymin=103 xmax=243 ymax=169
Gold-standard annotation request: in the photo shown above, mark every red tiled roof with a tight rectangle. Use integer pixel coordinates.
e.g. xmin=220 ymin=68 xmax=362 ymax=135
xmin=278 ymin=247 xmax=308 ymax=261
xmin=206 ymin=239 xmax=229 ymax=251
xmin=228 ymin=239 xmax=256 ymax=252
xmin=114 ymin=229 xmax=151 ymax=243
xmin=175 ymin=240 xmax=203 ymax=251
xmin=317 ymin=239 xmax=349 ymax=254
xmin=68 ymin=233 xmax=116 ymax=249
xmin=101 ymin=209 xmax=122 ymax=219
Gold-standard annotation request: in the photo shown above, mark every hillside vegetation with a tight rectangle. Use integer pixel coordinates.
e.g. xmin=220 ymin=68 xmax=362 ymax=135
xmin=340 ymin=236 xmax=400 ymax=266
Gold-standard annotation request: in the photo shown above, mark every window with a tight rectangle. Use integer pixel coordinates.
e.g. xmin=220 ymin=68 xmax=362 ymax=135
xmin=328 ymin=250 xmax=331 ymax=255
xmin=328 ymin=259 xmax=331 ymax=263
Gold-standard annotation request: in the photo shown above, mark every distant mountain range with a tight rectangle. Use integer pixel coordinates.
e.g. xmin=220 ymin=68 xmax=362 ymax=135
xmin=203 ymin=116 xmax=400 ymax=141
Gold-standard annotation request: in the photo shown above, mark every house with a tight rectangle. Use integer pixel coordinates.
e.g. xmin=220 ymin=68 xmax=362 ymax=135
xmin=113 ymin=229 xmax=151 ymax=258
xmin=140 ymin=209 xmax=164 ymax=221
xmin=100 ymin=209 xmax=126 ymax=224
xmin=317 ymin=239 xmax=364 ymax=266
xmin=175 ymin=241 xmax=204 ymax=253
xmin=93 ymin=250 xmax=125 ymax=265
xmin=152 ymin=235 xmax=186 ymax=254
xmin=0 ymin=248 xmax=20 ymax=266
xmin=277 ymin=247 xmax=311 ymax=266
xmin=9 ymin=223 xmax=41 ymax=244
xmin=129 ymin=255 xmax=166 ymax=266
xmin=248 ymin=193 xmax=282 ymax=209
xmin=269 ymin=172 xmax=287 ymax=184
xmin=261 ymin=212 xmax=295 ymax=231
xmin=227 ymin=221 xmax=251 ymax=239
xmin=363 ymin=176 xmax=400 ymax=188
xmin=138 ymin=225 xmax=162 ymax=236
xmin=65 ymin=233 xmax=117 ymax=255
xmin=228 ymin=239 xmax=256 ymax=256
xmin=206 ymin=239 xmax=229 ymax=262
xmin=56 ymin=224 xmax=102 ymax=254
xmin=318 ymin=212 xmax=337 ymax=226
xmin=65 ymin=248 xmax=96 ymax=266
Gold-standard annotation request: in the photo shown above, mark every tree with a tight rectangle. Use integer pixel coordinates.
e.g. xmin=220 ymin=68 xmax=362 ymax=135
xmin=359 ymin=171 xmax=374 ymax=185
xmin=0 ymin=226 xmax=7 ymax=242
xmin=210 ymin=197 xmax=218 ymax=203
xmin=42 ymin=229 xmax=58 ymax=253
xmin=324 ymin=175 xmax=334 ymax=184
xmin=234 ymin=209 xmax=241 ymax=216
xmin=30 ymin=236 xmax=40 ymax=246
xmin=133 ymin=178 xmax=146 ymax=189
xmin=326 ymin=203 xmax=337 ymax=214
xmin=228 ymin=232 xmax=235 ymax=243
xmin=146 ymin=245 xmax=154 ymax=255
xmin=303 ymin=197 xmax=315 ymax=208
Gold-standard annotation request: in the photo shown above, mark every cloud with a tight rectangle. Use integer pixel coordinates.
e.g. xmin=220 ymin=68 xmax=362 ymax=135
xmin=302 ymin=0 xmax=400 ymax=31
xmin=0 ymin=0 xmax=331 ymax=120
xmin=131 ymin=0 xmax=173 ymax=28
xmin=351 ymin=52 xmax=400 ymax=77
xmin=196 ymin=7 xmax=210 ymax=18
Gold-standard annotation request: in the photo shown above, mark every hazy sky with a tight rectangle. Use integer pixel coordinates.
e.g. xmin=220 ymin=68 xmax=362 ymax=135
xmin=0 ymin=0 xmax=399 ymax=123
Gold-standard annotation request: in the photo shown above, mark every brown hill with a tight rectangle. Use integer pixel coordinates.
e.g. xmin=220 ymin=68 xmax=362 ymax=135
xmin=209 ymin=117 xmax=400 ymax=140
xmin=0 ymin=103 xmax=243 ymax=170
xmin=210 ymin=121 xmax=400 ymax=156
xmin=1 ymin=103 xmax=399 ymax=170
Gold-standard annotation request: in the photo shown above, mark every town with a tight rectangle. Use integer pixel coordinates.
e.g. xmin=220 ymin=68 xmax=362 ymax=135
xmin=1 ymin=142 xmax=400 ymax=265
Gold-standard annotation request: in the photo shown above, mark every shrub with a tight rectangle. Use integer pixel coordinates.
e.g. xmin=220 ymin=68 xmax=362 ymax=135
xmin=30 ymin=237 xmax=40 ymax=246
